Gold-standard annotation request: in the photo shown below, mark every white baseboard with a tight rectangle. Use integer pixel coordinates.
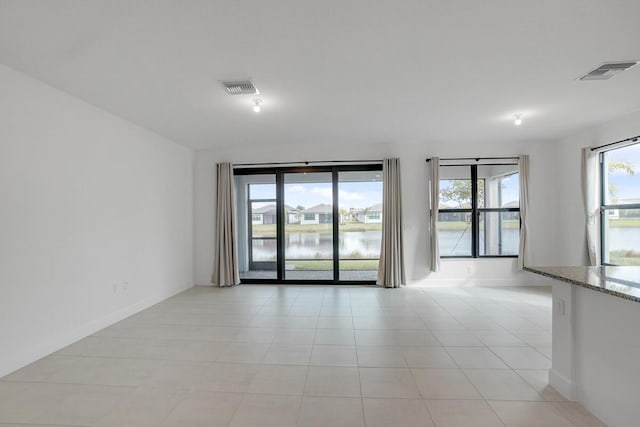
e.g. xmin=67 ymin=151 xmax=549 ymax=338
xmin=549 ymin=368 xmax=576 ymax=400
xmin=197 ymin=280 xmax=550 ymax=287
xmin=408 ymin=279 xmax=551 ymax=287
xmin=0 ymin=284 xmax=192 ymax=378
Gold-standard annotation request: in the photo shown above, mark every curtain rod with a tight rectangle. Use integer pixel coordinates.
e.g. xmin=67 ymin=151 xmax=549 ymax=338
xmin=233 ymin=159 xmax=382 ymax=167
xmin=425 ymin=156 xmax=519 ymax=162
xmin=590 ymin=135 xmax=639 ymax=151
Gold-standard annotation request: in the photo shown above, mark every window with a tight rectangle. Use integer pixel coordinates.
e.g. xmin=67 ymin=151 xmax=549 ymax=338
xmin=303 ymin=213 xmax=315 ymax=221
xmin=367 ymin=212 xmax=380 ymax=220
xmin=251 ymin=214 xmax=261 ymax=222
xmin=600 ymin=142 xmax=640 ymax=265
xmin=438 ymin=163 xmax=520 ymax=257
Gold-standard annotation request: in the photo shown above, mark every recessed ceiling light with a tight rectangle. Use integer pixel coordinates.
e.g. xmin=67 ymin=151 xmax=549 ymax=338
xmin=253 ymin=99 xmax=262 ymax=113
xmin=514 ymin=114 xmax=522 ymax=126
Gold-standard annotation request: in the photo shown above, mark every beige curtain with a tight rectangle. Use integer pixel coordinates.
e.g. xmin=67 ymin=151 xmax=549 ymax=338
xmin=581 ymin=148 xmax=600 ymax=266
xmin=377 ymin=158 xmax=405 ymax=288
xmin=212 ymin=162 xmax=240 ymax=287
xmin=517 ymin=155 xmax=530 ymax=270
xmin=429 ymin=157 xmax=440 ymax=272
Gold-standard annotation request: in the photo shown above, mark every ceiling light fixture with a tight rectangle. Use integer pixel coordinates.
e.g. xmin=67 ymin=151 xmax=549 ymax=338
xmin=253 ymin=99 xmax=262 ymax=113
xmin=514 ymin=114 xmax=522 ymax=126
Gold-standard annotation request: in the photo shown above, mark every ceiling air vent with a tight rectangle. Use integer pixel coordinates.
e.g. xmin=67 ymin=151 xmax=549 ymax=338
xmin=579 ymin=61 xmax=638 ymax=81
xmin=221 ymin=80 xmax=259 ymax=95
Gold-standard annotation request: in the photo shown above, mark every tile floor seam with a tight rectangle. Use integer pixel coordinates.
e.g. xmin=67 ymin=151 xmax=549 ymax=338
xmin=457 ymin=363 xmax=497 ymax=407
xmin=221 ymin=391 xmax=246 ymax=427
xmin=356 ymin=353 xmax=367 ymax=427
xmin=297 ymin=361 xmax=312 ymax=427
xmin=0 ymin=379 xmax=138 ymax=390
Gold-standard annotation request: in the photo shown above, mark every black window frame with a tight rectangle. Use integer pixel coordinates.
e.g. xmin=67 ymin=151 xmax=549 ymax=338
xmin=599 ymin=145 xmax=640 ymax=265
xmin=438 ymin=163 xmax=520 ymax=258
xmin=247 ymin=184 xmax=277 ymax=272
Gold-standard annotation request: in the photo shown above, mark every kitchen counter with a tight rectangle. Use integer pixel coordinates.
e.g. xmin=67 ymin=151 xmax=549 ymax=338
xmin=525 ymin=264 xmax=640 ymax=426
xmin=524 ymin=265 xmax=640 ymax=302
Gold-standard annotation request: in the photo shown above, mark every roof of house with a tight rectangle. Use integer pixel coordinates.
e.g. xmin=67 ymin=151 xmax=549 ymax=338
xmin=253 ymin=204 xmax=276 ymax=214
xmin=254 ymin=204 xmax=297 ymax=214
xmin=303 ymin=203 xmax=332 ymax=214
xmin=366 ymin=203 xmax=383 ymax=212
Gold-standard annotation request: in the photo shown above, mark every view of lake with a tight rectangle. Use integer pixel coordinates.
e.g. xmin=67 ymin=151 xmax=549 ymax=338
xmin=607 ymin=227 xmax=640 ymax=253
xmin=438 ymin=229 xmax=519 ymax=256
xmin=251 ymin=228 xmax=640 ymax=262
xmin=252 ymin=230 xmax=381 ymax=261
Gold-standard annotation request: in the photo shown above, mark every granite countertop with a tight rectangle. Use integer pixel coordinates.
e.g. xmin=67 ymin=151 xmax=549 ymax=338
xmin=524 ymin=266 xmax=640 ymax=303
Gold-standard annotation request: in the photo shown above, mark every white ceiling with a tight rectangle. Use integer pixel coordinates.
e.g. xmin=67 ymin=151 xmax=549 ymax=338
xmin=0 ymin=0 xmax=639 ymax=149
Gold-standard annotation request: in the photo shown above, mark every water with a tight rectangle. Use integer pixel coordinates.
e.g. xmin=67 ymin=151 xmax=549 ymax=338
xmin=254 ymin=229 xmax=520 ymax=260
xmin=252 ymin=231 xmax=381 ymax=261
xmin=607 ymin=227 xmax=640 ymax=252
xmin=437 ymin=227 xmax=639 ymax=256
xmin=438 ymin=229 xmax=520 ymax=256
xmin=252 ymin=228 xmax=640 ymax=261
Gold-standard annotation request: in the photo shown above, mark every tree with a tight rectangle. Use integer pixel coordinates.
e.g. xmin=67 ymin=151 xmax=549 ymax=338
xmin=296 ymin=205 xmax=305 ymax=211
xmin=439 ymin=180 xmax=484 ymax=208
xmin=339 ymin=208 xmax=348 ymax=224
xmin=608 ymin=160 xmax=635 ymax=203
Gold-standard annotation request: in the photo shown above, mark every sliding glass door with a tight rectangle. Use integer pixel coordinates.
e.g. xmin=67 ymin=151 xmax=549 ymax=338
xmin=338 ymin=171 xmax=383 ymax=281
xmin=234 ymin=174 xmax=277 ymax=280
xmin=283 ymin=172 xmax=334 ymax=280
xmin=234 ymin=165 xmax=382 ymax=283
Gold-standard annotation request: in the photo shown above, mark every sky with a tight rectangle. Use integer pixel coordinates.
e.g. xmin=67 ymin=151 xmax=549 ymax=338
xmin=246 ymin=145 xmax=640 ymax=212
xmin=500 ymin=174 xmax=519 ymax=205
xmin=606 ymin=143 xmax=640 ymax=202
xmin=249 ymin=181 xmax=383 ymax=211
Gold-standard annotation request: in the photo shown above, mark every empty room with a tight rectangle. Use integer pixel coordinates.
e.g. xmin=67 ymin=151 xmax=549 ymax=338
xmin=1 ymin=1 xmax=639 ymax=426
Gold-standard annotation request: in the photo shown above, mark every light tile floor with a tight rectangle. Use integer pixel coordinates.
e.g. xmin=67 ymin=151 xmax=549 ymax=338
xmin=0 ymin=285 xmax=606 ymax=426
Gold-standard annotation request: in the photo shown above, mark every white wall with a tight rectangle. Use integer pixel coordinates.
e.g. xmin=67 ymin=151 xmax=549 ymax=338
xmin=194 ymin=139 xmax=556 ymax=286
xmin=0 ymin=64 xmax=194 ymax=377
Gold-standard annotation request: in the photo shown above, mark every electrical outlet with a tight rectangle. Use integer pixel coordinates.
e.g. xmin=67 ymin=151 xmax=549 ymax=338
xmin=123 ymin=281 xmax=129 ymax=291
xmin=556 ymin=299 xmax=566 ymax=316
xmin=466 ymin=266 xmax=472 ymax=273
xmin=112 ymin=284 xmax=117 ymax=294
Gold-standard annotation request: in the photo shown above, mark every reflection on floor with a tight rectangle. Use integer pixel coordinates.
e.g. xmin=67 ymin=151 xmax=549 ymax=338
xmin=241 ymin=269 xmax=378 ymax=281
xmin=0 ymin=285 xmax=605 ymax=426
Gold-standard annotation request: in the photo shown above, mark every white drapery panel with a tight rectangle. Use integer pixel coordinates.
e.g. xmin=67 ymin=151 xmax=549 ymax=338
xmin=212 ymin=162 xmax=240 ymax=287
xmin=377 ymin=158 xmax=406 ymax=288
xmin=517 ymin=155 xmax=530 ymax=270
xmin=429 ymin=157 xmax=440 ymax=272
xmin=581 ymin=148 xmax=600 ymax=266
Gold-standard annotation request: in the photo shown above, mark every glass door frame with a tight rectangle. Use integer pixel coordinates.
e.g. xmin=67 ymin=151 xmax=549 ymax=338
xmin=247 ymin=196 xmax=277 ymax=273
xmin=234 ymin=164 xmax=382 ymax=285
